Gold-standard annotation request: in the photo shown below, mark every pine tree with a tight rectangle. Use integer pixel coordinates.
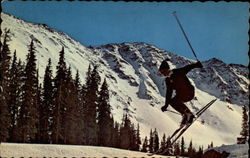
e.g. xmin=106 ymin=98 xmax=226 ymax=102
xmin=195 ymin=146 xmax=203 ymax=158
xmin=84 ymin=65 xmax=100 ymax=145
xmin=135 ymin=124 xmax=141 ymax=151
xmin=80 ymin=66 xmax=90 ymax=145
xmin=180 ymin=137 xmax=186 ymax=156
xmin=40 ymin=58 xmax=54 ymax=143
xmin=210 ymin=141 xmax=213 ymax=148
xmin=129 ymin=123 xmax=137 ymax=150
xmin=153 ymin=128 xmax=159 ymax=152
xmin=174 ymin=141 xmax=181 ymax=156
xmin=187 ymin=140 xmax=196 ymax=157
xmin=111 ymin=121 xmax=120 ymax=148
xmin=141 ymin=136 xmax=148 ymax=152
xmin=160 ymin=133 xmax=167 ymax=152
xmin=73 ymin=70 xmax=85 ymax=145
xmin=18 ymin=40 xmax=39 ymax=142
xmin=10 ymin=59 xmax=25 ymax=142
xmin=35 ymin=81 xmax=42 ymax=143
xmin=97 ymin=78 xmax=113 ymax=146
xmin=8 ymin=51 xmax=24 ymax=142
xmin=52 ymin=47 xmax=67 ymax=144
xmin=63 ymin=66 xmax=81 ymax=144
xmin=164 ymin=136 xmax=173 ymax=155
xmin=239 ymin=106 xmax=249 ymax=144
xmin=0 ymin=29 xmax=11 ymax=142
xmin=149 ymin=129 xmax=154 ymax=153
xmin=120 ymin=113 xmax=132 ymax=149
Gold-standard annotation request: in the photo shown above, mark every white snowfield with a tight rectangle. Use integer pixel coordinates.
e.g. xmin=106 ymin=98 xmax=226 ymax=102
xmin=212 ymin=143 xmax=249 ymax=158
xmin=1 ymin=143 xmax=248 ymax=158
xmin=0 ymin=143 xmax=175 ymax=157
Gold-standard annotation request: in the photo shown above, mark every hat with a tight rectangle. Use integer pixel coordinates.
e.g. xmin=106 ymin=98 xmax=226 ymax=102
xmin=159 ymin=59 xmax=170 ymax=71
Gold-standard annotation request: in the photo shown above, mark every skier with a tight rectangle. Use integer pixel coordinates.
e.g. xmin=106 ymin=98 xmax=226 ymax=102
xmin=158 ymin=59 xmax=203 ymax=126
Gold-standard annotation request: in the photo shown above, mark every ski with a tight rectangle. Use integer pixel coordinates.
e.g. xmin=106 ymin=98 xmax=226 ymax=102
xmin=169 ymin=99 xmax=217 ymax=146
xmin=147 ymin=99 xmax=217 ymax=156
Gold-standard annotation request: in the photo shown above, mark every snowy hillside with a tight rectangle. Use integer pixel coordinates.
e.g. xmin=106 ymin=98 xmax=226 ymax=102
xmin=1 ymin=12 xmax=249 ymax=149
xmin=0 ymin=143 xmax=173 ymax=157
xmin=209 ymin=143 xmax=249 ymax=158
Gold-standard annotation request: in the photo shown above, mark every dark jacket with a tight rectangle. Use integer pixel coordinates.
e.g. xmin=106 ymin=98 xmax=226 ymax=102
xmin=165 ymin=62 xmax=201 ymax=104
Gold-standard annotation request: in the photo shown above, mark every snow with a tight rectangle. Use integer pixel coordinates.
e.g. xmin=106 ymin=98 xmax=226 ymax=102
xmin=1 ymin=12 xmax=249 ymax=150
xmin=210 ymin=143 xmax=249 ymax=158
xmin=1 ymin=143 xmax=248 ymax=158
xmin=0 ymin=143 xmax=174 ymax=157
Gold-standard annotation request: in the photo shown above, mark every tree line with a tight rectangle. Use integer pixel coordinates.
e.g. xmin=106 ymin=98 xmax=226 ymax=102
xmin=0 ymin=30 xmax=141 ymax=151
xmin=0 ymin=30 xmax=203 ymax=155
xmin=1 ymin=30 xmax=241 ymax=157
xmin=141 ymin=128 xmax=205 ymax=157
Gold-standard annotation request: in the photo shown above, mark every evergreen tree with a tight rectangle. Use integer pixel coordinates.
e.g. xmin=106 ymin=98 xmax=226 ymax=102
xmin=164 ymin=136 xmax=173 ymax=155
xmin=160 ymin=133 xmax=167 ymax=152
xmin=210 ymin=141 xmax=213 ymax=148
xmin=80 ymin=66 xmax=90 ymax=144
xmin=180 ymin=137 xmax=186 ymax=156
xmin=111 ymin=121 xmax=120 ymax=148
xmin=35 ymin=81 xmax=42 ymax=143
xmin=7 ymin=51 xmax=21 ymax=142
xmin=84 ymin=65 xmax=100 ymax=145
xmin=97 ymin=78 xmax=113 ymax=146
xmin=153 ymin=128 xmax=159 ymax=152
xmin=18 ymin=40 xmax=39 ymax=142
xmin=10 ymin=59 xmax=25 ymax=142
xmin=40 ymin=58 xmax=54 ymax=143
xmin=63 ymin=66 xmax=81 ymax=144
xmin=0 ymin=29 xmax=11 ymax=142
xmin=135 ymin=124 xmax=141 ymax=151
xmin=129 ymin=123 xmax=137 ymax=150
xmin=120 ymin=113 xmax=132 ymax=149
xmin=149 ymin=129 xmax=154 ymax=153
xmin=73 ymin=70 xmax=85 ymax=145
xmin=187 ymin=140 xmax=196 ymax=157
xmin=141 ymin=136 xmax=148 ymax=152
xmin=239 ymin=106 xmax=249 ymax=143
xmin=52 ymin=47 xmax=67 ymax=144
xmin=194 ymin=146 xmax=203 ymax=158
xmin=173 ymin=141 xmax=181 ymax=156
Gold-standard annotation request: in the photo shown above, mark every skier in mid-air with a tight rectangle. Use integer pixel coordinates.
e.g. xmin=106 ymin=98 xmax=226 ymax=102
xmin=158 ymin=59 xmax=203 ymax=126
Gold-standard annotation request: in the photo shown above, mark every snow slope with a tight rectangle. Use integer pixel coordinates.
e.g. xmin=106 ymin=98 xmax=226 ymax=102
xmin=0 ymin=143 xmax=174 ymax=157
xmin=1 ymin=13 xmax=249 ymax=148
xmin=210 ymin=143 xmax=249 ymax=158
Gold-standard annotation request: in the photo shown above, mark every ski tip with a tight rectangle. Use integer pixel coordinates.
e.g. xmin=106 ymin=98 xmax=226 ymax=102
xmin=172 ymin=11 xmax=177 ymax=15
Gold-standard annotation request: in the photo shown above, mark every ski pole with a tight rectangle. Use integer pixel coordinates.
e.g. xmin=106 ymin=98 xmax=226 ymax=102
xmin=172 ymin=11 xmax=199 ymax=61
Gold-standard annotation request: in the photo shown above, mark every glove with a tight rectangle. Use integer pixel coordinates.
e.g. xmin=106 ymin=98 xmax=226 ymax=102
xmin=161 ymin=104 xmax=169 ymax=112
xmin=196 ymin=61 xmax=203 ymax=68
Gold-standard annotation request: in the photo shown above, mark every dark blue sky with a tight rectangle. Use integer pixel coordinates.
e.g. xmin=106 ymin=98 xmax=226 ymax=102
xmin=2 ymin=1 xmax=249 ymax=65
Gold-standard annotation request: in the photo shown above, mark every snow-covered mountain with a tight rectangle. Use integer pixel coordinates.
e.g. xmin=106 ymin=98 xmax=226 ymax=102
xmin=1 ymin=12 xmax=249 ymax=148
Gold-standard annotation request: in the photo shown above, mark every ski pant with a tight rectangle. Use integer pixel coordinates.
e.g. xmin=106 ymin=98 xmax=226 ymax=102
xmin=169 ymin=88 xmax=194 ymax=115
